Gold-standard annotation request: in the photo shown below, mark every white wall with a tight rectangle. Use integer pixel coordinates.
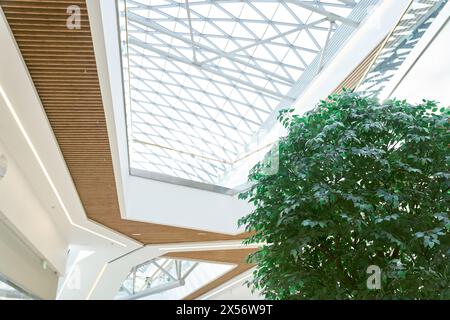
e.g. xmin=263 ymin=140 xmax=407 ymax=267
xmin=0 ymin=140 xmax=68 ymax=274
xmin=389 ymin=19 xmax=450 ymax=104
xmin=0 ymin=139 xmax=65 ymax=300
xmin=0 ymin=217 xmax=59 ymax=299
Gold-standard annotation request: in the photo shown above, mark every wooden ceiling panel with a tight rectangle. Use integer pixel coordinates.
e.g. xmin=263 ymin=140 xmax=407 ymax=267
xmin=164 ymin=248 xmax=257 ymax=265
xmin=0 ymin=0 xmax=248 ymax=245
xmin=332 ymin=38 xmax=385 ymax=94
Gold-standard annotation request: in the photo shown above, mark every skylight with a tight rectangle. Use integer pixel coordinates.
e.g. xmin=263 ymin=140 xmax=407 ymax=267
xmin=118 ymin=0 xmax=375 ymax=190
xmin=115 ymin=257 xmax=233 ymax=299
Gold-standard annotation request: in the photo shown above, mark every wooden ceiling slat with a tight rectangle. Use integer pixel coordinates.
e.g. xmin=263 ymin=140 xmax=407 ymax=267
xmin=14 ymin=26 xmax=90 ymax=33
xmin=164 ymin=249 xmax=256 ymax=265
xmin=28 ymin=53 xmax=94 ymax=59
xmin=36 ymin=85 xmax=99 ymax=90
xmin=3 ymin=7 xmax=87 ymax=14
xmin=18 ymin=44 xmax=94 ymax=49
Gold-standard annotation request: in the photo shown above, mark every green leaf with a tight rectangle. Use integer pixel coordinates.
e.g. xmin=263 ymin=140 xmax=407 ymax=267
xmin=238 ymin=92 xmax=450 ymax=299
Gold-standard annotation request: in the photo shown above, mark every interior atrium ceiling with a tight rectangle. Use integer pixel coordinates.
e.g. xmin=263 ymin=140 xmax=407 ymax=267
xmin=118 ymin=0 xmax=379 ymax=189
xmin=1 ymin=0 xmax=448 ymax=301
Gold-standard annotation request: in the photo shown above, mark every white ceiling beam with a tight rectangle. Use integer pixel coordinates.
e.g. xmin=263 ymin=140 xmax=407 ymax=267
xmin=184 ymin=0 xmax=198 ymax=63
xmin=288 ymin=0 xmax=359 ymax=26
xmin=317 ymin=20 xmax=335 ymax=73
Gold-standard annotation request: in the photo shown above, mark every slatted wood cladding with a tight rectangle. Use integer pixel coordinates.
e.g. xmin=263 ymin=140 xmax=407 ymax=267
xmin=0 ymin=0 xmax=249 ymax=244
xmin=332 ymin=38 xmax=385 ymax=94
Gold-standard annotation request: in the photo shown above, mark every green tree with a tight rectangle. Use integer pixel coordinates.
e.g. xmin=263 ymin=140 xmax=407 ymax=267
xmin=239 ymin=91 xmax=450 ymax=299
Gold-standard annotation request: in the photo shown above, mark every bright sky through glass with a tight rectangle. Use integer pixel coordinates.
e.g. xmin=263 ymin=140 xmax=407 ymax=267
xmin=118 ymin=0 xmax=362 ymax=187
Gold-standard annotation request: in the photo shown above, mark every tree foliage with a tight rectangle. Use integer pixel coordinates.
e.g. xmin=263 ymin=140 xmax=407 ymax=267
xmin=239 ymin=91 xmax=450 ymax=299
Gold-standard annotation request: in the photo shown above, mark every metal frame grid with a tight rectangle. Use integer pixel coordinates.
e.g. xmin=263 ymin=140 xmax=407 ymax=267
xmin=118 ymin=0 xmax=370 ymax=186
xmin=116 ymin=257 xmax=199 ymax=299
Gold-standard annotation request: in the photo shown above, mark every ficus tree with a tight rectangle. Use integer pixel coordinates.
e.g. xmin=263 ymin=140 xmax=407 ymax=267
xmin=238 ymin=91 xmax=449 ymax=299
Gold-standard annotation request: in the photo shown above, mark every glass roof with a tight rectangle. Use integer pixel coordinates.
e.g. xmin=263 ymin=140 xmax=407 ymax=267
xmin=118 ymin=0 xmax=370 ymax=189
xmin=115 ymin=257 xmax=233 ymax=299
